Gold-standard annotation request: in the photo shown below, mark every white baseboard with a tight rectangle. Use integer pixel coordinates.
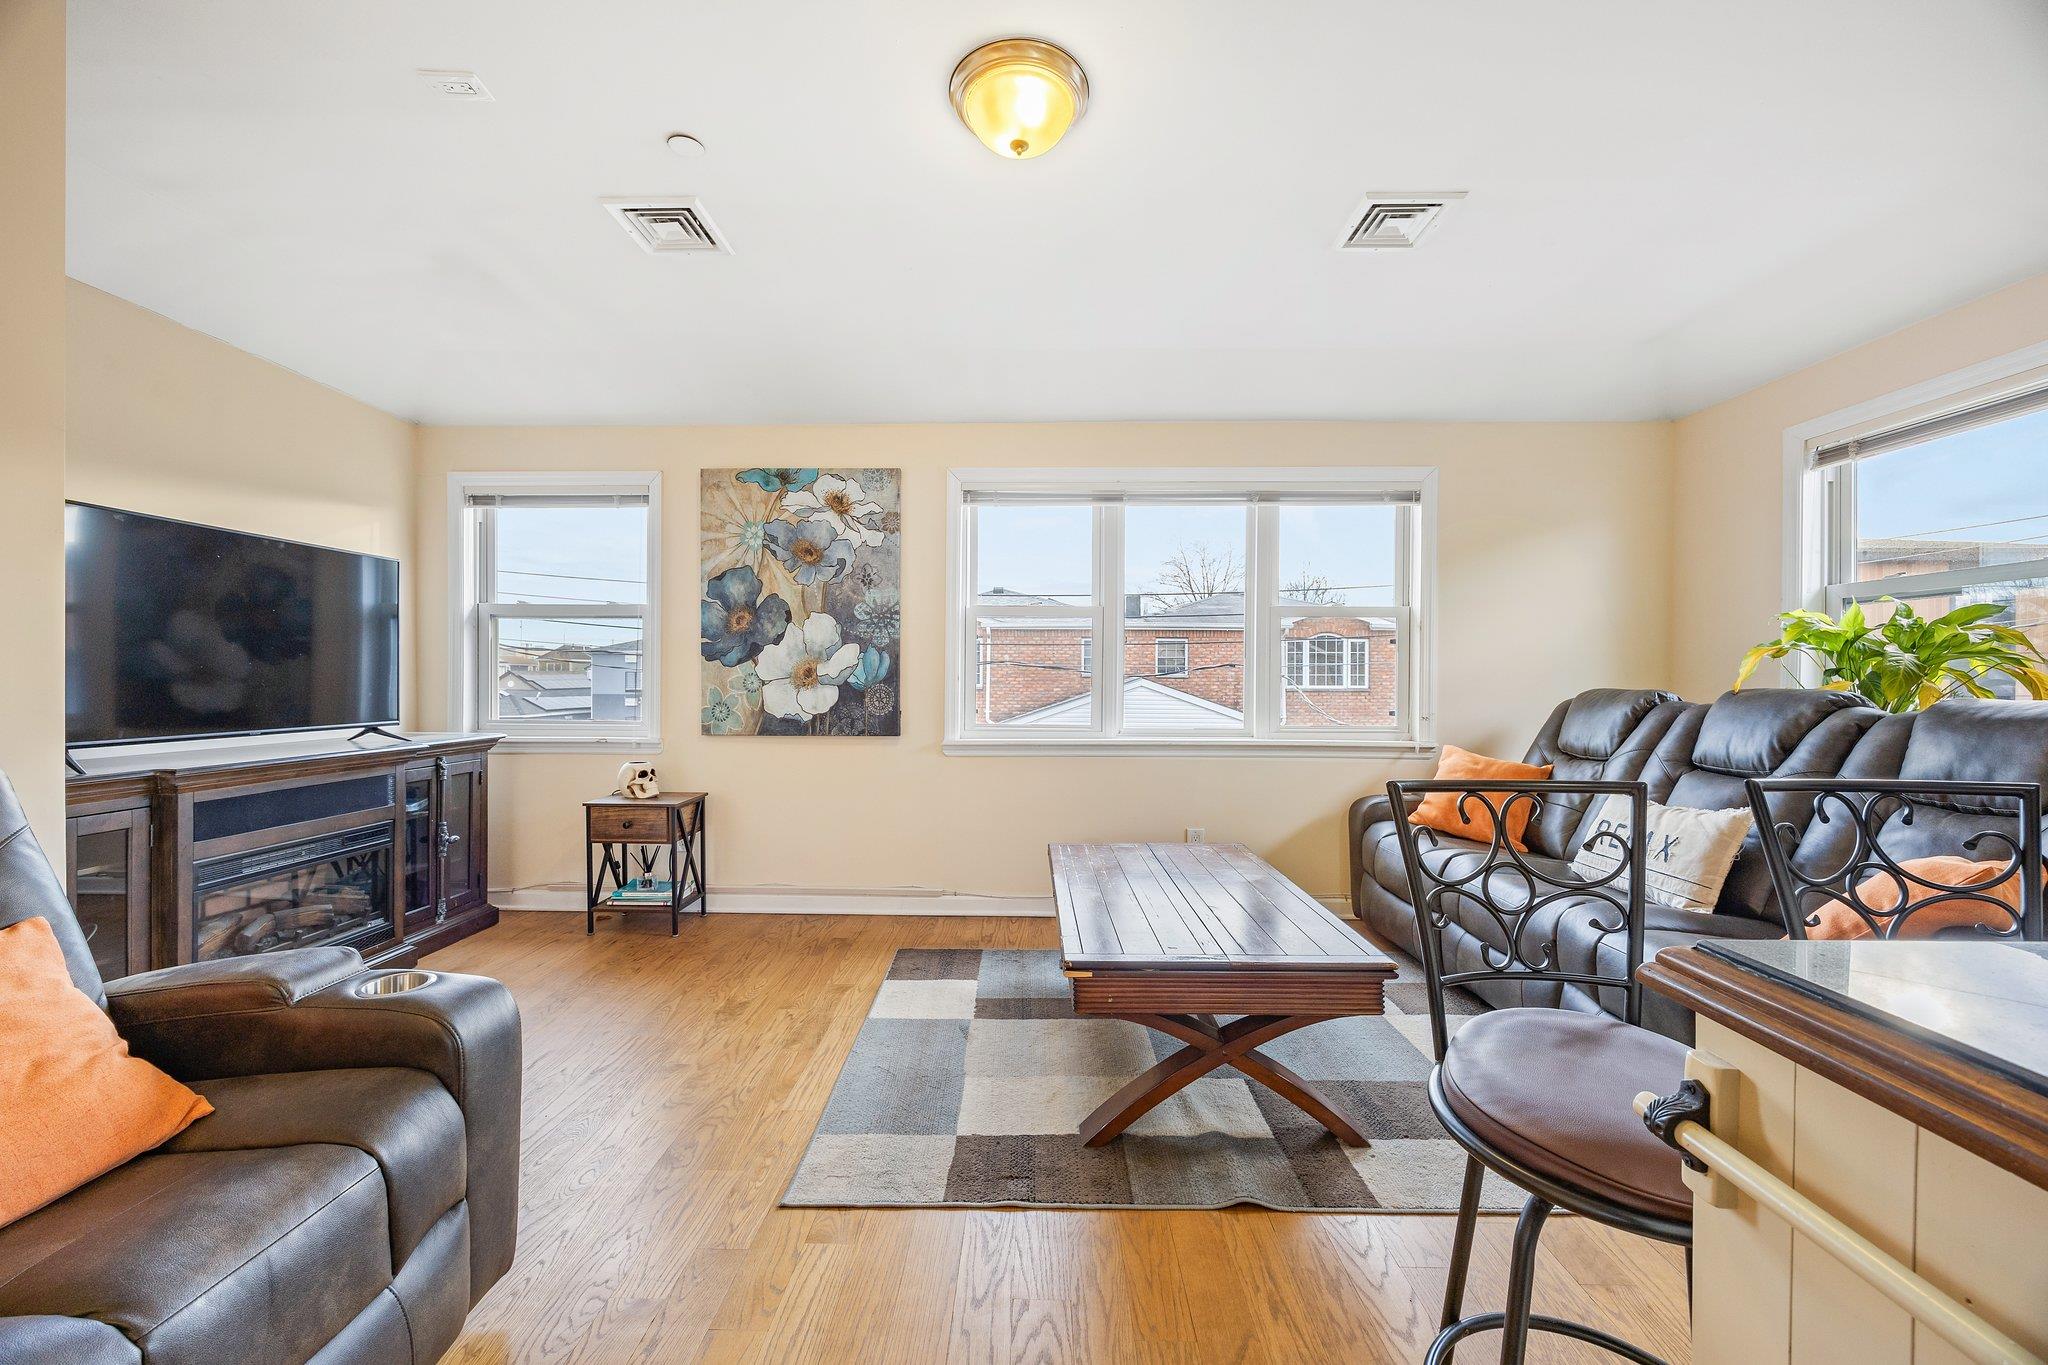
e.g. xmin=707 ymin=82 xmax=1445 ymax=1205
xmin=492 ymin=883 xmax=1349 ymax=919
xmin=491 ymin=883 xmax=1056 ymax=918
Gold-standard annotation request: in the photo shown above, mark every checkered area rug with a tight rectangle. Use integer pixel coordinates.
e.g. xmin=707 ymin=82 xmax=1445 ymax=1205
xmin=782 ymin=948 xmax=1523 ymax=1212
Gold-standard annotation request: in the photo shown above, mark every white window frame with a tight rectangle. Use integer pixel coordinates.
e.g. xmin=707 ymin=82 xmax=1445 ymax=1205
xmin=1153 ymin=637 xmax=1190 ymax=678
xmin=1079 ymin=637 xmax=1092 ymax=677
xmin=446 ymin=471 xmax=662 ymax=753
xmin=945 ymin=466 xmax=1437 ymax=757
xmin=1783 ymin=342 xmax=2048 ymax=686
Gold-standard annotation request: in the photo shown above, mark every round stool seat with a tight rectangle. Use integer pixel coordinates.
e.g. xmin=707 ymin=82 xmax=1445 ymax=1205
xmin=1437 ymin=1007 xmax=1692 ymax=1223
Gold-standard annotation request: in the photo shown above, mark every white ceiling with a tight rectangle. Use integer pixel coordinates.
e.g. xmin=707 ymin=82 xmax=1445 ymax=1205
xmin=67 ymin=0 xmax=2048 ymax=426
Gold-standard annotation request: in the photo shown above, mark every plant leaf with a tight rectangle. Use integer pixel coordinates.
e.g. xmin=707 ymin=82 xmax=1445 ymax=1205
xmin=1935 ymin=602 xmax=2006 ymax=629
xmin=1734 ymin=645 xmax=1774 ymax=691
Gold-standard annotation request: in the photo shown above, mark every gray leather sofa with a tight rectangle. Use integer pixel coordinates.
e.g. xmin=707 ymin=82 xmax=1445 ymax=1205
xmin=1350 ymin=687 xmax=2048 ymax=1040
xmin=0 ymin=775 xmax=520 ymax=1364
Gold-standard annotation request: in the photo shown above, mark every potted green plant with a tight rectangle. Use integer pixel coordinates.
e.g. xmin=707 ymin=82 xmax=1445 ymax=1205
xmin=1736 ymin=599 xmax=2048 ymax=713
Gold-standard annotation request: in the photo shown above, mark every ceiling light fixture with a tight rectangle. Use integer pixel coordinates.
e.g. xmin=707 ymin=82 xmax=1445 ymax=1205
xmin=665 ymin=132 xmax=705 ymax=158
xmin=949 ymin=38 xmax=1088 ymax=160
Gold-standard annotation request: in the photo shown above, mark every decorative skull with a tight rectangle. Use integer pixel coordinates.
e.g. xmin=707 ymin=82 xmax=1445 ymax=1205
xmin=615 ymin=760 xmax=659 ymax=800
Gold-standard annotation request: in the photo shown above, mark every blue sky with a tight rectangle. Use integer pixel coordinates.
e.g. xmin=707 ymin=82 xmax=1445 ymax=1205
xmin=1857 ymin=406 xmax=2048 ymax=552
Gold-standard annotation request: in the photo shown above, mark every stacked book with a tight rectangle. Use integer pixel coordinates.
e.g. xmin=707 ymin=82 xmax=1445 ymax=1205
xmin=608 ymin=879 xmax=676 ymax=905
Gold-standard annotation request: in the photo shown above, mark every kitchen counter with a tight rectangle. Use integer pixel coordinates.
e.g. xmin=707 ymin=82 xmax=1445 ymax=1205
xmin=1643 ymin=939 xmax=2048 ymax=1189
xmin=1641 ymin=941 xmax=2048 ymax=1364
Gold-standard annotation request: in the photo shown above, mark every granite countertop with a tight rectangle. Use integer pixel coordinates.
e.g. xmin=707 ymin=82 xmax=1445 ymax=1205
xmin=1642 ymin=939 xmax=2048 ymax=1190
xmin=1697 ymin=939 xmax=2048 ymax=1098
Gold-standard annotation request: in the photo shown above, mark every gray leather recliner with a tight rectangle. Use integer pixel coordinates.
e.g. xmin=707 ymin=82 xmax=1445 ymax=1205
xmin=0 ymin=774 xmax=520 ymax=1365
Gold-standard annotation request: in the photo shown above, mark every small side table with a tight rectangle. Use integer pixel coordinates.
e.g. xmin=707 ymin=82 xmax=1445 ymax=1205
xmin=584 ymin=792 xmax=706 ymax=935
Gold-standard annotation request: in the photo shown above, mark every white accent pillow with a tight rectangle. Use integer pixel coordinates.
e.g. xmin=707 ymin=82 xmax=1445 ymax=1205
xmin=1568 ymin=796 xmax=1754 ymax=914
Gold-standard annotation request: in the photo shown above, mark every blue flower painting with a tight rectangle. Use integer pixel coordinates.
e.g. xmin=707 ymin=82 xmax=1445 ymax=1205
xmin=701 ymin=467 xmax=902 ymax=736
xmin=762 ymin=518 xmax=855 ymax=588
xmin=736 ymin=467 xmax=820 ymax=494
xmin=699 ymin=565 xmax=790 ymax=667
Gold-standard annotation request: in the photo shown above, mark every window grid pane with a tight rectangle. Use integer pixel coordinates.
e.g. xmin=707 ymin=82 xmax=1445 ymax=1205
xmin=1306 ymin=636 xmax=1344 ymax=687
xmin=491 ymin=613 xmax=646 ymax=724
xmin=491 ymin=505 xmax=648 ymax=605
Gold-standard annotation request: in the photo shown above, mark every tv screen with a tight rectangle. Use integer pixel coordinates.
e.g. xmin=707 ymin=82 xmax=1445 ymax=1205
xmin=66 ymin=503 xmax=401 ymax=746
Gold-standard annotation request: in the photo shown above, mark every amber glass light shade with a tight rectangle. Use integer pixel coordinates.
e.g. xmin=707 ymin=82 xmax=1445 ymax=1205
xmin=949 ymin=39 xmax=1088 ymax=160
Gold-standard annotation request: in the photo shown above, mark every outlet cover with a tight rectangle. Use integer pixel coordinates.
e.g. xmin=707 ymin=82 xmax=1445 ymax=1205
xmin=1185 ymin=827 xmax=1205 ymax=843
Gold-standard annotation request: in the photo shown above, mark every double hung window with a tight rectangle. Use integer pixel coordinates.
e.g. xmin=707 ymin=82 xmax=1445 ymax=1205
xmin=1799 ymin=364 xmax=2048 ymax=692
xmin=450 ymin=473 xmax=661 ymax=748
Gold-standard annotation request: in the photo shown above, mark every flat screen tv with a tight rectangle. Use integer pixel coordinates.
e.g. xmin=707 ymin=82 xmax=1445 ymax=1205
xmin=66 ymin=502 xmax=401 ymax=747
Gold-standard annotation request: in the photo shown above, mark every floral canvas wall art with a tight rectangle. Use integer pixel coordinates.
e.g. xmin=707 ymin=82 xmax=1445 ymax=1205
xmin=700 ymin=467 xmax=901 ymax=736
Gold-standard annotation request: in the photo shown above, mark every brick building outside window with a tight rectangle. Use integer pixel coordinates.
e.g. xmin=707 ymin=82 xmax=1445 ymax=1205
xmin=972 ymin=591 xmax=1397 ymax=727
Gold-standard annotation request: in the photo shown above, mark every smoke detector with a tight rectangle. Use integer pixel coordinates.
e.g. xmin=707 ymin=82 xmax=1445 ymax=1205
xmin=417 ymin=69 xmax=493 ymax=101
xmin=1339 ymin=192 xmax=1466 ymax=249
xmin=600 ymin=197 xmax=730 ymax=254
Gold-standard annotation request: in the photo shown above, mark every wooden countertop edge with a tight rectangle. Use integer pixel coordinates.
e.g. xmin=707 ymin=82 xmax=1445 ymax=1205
xmin=1641 ymin=947 xmax=2048 ymax=1191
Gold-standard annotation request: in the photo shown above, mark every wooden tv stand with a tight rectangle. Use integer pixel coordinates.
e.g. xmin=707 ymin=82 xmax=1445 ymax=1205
xmin=64 ymin=732 xmax=501 ymax=981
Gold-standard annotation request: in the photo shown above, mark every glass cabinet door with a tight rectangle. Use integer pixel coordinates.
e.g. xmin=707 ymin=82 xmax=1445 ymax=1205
xmin=66 ymin=810 xmax=150 ymax=981
xmin=439 ymin=758 xmax=486 ymax=916
xmin=403 ymin=769 xmax=437 ymax=931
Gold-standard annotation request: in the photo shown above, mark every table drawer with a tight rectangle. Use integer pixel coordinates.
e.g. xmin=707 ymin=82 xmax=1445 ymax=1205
xmin=589 ymin=806 xmax=674 ymax=843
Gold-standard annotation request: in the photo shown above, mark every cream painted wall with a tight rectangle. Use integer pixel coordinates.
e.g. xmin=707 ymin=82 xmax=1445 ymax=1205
xmin=416 ymin=421 xmax=1674 ymax=900
xmin=1671 ymin=273 xmax=2048 ymax=699
xmin=66 ymin=282 xmax=422 ymax=721
xmin=0 ymin=0 xmax=68 ymax=854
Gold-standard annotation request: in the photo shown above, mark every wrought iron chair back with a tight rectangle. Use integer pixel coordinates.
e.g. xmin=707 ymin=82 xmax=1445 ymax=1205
xmin=1745 ymin=777 xmax=2046 ymax=941
xmin=1385 ymin=779 xmax=1650 ymax=1059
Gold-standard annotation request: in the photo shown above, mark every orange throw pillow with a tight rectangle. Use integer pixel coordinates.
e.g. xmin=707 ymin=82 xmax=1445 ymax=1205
xmin=0 ymin=916 xmax=213 ymax=1226
xmin=1806 ymin=856 xmax=2035 ymax=941
xmin=1409 ymin=745 xmax=1554 ymax=853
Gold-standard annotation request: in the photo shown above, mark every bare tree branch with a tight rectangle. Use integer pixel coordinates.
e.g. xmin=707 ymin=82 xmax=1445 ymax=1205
xmin=1281 ymin=567 xmax=1340 ymax=605
xmin=1156 ymin=542 xmax=1243 ymax=608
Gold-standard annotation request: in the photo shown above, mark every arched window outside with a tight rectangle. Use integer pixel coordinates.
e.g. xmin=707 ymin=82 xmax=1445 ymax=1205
xmin=1285 ymin=633 xmax=1369 ymax=688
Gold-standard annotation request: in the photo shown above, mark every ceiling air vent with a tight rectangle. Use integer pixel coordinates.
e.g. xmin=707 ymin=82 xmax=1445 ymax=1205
xmin=600 ymin=198 xmax=730 ymax=255
xmin=417 ymin=70 xmax=493 ymax=101
xmin=1339 ymin=192 xmax=1465 ymax=250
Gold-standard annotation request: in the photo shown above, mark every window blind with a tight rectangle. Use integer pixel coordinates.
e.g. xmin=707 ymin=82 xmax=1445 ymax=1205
xmin=1810 ymin=381 xmax=2048 ymax=470
xmin=464 ymin=490 xmax=650 ymax=508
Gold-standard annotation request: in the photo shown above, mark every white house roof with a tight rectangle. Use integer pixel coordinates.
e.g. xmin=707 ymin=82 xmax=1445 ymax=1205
xmin=500 ymin=668 xmax=593 ymax=692
xmin=1004 ymin=677 xmax=1244 ymax=729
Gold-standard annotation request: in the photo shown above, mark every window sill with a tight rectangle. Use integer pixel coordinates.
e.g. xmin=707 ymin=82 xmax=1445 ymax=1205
xmin=492 ymin=735 xmax=664 ymax=755
xmin=942 ymin=736 xmax=1438 ymax=760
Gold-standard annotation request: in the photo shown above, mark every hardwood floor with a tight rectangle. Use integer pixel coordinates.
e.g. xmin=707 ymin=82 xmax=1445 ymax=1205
xmin=428 ymin=911 xmax=1691 ymax=1364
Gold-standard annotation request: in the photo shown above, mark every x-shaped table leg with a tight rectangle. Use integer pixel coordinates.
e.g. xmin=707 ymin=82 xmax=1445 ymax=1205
xmin=1079 ymin=1012 xmax=1369 ymax=1148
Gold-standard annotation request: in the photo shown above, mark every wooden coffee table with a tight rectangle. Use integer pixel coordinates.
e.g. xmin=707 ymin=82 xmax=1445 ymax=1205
xmin=1050 ymin=841 xmax=1398 ymax=1147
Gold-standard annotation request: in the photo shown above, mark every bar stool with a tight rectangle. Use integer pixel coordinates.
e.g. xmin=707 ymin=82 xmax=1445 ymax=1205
xmin=1745 ymin=777 xmax=2046 ymax=940
xmin=1386 ymin=779 xmax=1692 ymax=1365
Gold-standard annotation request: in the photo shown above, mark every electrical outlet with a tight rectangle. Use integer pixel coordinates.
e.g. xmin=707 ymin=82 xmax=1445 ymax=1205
xmin=1185 ymin=827 xmax=1205 ymax=843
